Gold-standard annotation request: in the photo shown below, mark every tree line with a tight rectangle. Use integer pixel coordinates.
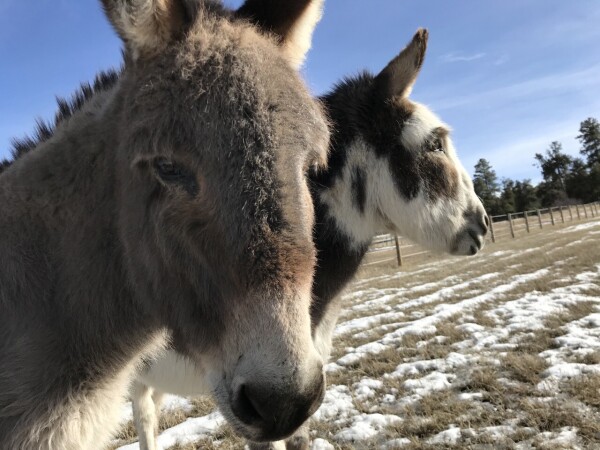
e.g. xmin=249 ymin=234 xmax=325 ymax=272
xmin=473 ymin=117 xmax=600 ymax=216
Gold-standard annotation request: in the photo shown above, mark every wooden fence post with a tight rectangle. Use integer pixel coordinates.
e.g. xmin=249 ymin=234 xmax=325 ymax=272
xmin=568 ymin=205 xmax=573 ymax=221
xmin=394 ymin=234 xmax=402 ymax=267
xmin=584 ymin=204 xmax=589 ymax=219
xmin=576 ymin=204 xmax=581 ymax=220
xmin=537 ymin=209 xmax=543 ymax=228
xmin=591 ymin=203 xmax=596 ymax=218
xmin=508 ymin=213 xmax=515 ymax=238
xmin=549 ymin=207 xmax=555 ymax=225
xmin=524 ymin=211 xmax=530 ymax=233
xmin=559 ymin=206 xmax=565 ymax=223
xmin=489 ymin=218 xmax=496 ymax=243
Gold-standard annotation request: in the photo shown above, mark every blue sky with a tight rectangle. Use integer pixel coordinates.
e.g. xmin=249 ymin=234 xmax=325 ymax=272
xmin=1 ymin=1 xmax=599 ymax=183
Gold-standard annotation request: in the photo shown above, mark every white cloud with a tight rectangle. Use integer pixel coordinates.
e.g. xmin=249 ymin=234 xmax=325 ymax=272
xmin=440 ymin=52 xmax=486 ymax=63
xmin=430 ymin=64 xmax=600 ymax=112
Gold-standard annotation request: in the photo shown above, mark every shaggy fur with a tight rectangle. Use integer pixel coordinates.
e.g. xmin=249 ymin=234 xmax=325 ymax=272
xmin=0 ymin=0 xmax=329 ymax=448
xmin=128 ymin=29 xmax=489 ymax=450
xmin=0 ymin=70 xmax=120 ymax=174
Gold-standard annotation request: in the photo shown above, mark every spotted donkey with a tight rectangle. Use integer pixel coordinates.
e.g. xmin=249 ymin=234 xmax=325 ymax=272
xmin=0 ymin=0 xmax=331 ymax=448
xmin=129 ymin=29 xmax=488 ymax=450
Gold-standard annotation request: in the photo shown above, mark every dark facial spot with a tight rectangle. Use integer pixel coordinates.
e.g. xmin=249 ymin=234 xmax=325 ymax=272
xmin=387 ymin=147 xmax=420 ymax=200
xmin=418 ymin=155 xmax=460 ymax=201
xmin=363 ymin=97 xmax=423 ymax=201
xmin=350 ymin=167 xmax=367 ymax=213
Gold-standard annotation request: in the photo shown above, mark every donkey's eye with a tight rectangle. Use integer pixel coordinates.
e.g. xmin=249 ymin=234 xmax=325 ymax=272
xmin=304 ymin=157 xmax=320 ymax=174
xmin=153 ymin=158 xmax=199 ymax=196
xmin=428 ymin=138 xmax=444 ymax=153
xmin=155 ymin=159 xmax=179 ymax=178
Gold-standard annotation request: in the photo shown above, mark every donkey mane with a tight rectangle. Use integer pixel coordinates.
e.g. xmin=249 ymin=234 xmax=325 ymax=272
xmin=310 ymin=72 xmax=375 ymax=188
xmin=0 ymin=69 xmax=120 ymax=174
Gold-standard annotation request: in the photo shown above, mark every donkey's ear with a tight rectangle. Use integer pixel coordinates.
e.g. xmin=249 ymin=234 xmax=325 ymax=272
xmin=101 ymin=0 xmax=197 ymax=60
xmin=236 ymin=0 xmax=324 ymax=69
xmin=375 ymin=28 xmax=428 ymax=99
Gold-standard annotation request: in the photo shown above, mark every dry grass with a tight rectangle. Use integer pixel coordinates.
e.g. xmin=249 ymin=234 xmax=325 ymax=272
xmin=564 ymin=374 xmax=600 ymax=408
xmin=502 ymin=353 xmax=549 ymax=384
xmin=572 ymin=351 xmax=600 ymax=365
xmin=519 ymin=397 xmax=600 ymax=442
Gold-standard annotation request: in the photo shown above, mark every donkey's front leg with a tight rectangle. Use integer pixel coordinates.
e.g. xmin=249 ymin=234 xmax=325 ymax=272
xmin=246 ymin=423 xmax=310 ymax=450
xmin=131 ymin=381 xmax=162 ymax=450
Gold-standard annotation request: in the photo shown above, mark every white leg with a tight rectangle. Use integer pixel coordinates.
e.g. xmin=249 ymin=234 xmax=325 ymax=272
xmin=132 ymin=380 xmax=160 ymax=450
xmin=151 ymin=389 xmax=165 ymax=427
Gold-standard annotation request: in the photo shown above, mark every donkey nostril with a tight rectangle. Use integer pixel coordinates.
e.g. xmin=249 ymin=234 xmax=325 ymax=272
xmin=478 ymin=214 xmax=490 ymax=234
xmin=235 ymin=384 xmax=266 ymax=426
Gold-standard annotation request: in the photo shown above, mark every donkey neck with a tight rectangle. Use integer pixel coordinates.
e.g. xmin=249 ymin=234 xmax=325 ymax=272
xmin=313 ymin=76 xmax=385 ymax=249
xmin=309 ymin=84 xmax=385 ymax=325
xmin=0 ymin=81 xmax=164 ymax=435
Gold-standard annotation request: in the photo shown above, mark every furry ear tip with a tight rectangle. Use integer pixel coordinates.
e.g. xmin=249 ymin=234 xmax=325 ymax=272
xmin=413 ymin=28 xmax=429 ymax=45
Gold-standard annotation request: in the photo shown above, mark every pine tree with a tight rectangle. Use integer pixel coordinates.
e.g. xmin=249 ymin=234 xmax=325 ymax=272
xmin=565 ymin=158 xmax=589 ymax=202
xmin=577 ymin=117 xmax=600 ymax=167
xmin=472 ymin=158 xmax=500 ymax=213
xmin=534 ymin=141 xmax=572 ymax=193
xmin=513 ymin=180 xmax=539 ymax=212
xmin=499 ymin=178 xmax=516 ymax=213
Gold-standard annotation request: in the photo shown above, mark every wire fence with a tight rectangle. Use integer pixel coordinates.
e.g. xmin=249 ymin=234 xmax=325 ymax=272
xmin=364 ymin=201 xmax=600 ymax=268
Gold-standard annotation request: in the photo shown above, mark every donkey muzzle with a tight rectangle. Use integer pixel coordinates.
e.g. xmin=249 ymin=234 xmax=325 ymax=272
xmin=231 ymin=367 xmax=325 ymax=441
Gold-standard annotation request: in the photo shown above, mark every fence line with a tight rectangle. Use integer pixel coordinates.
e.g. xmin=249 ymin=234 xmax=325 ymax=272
xmin=365 ymin=201 xmax=600 ymax=268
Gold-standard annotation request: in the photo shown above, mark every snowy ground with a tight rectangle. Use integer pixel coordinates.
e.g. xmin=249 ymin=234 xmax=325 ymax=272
xmin=112 ymin=218 xmax=600 ymax=450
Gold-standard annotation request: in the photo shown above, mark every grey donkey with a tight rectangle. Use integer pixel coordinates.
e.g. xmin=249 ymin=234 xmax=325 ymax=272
xmin=0 ymin=0 xmax=331 ymax=448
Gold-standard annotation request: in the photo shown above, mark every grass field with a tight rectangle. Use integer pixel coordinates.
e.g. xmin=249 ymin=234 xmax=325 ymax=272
xmin=113 ymin=218 xmax=600 ymax=450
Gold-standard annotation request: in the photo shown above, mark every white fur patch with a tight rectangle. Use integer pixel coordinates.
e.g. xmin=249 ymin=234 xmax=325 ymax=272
xmin=400 ymin=102 xmax=450 ymax=150
xmin=313 ymin=299 xmax=342 ymax=361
